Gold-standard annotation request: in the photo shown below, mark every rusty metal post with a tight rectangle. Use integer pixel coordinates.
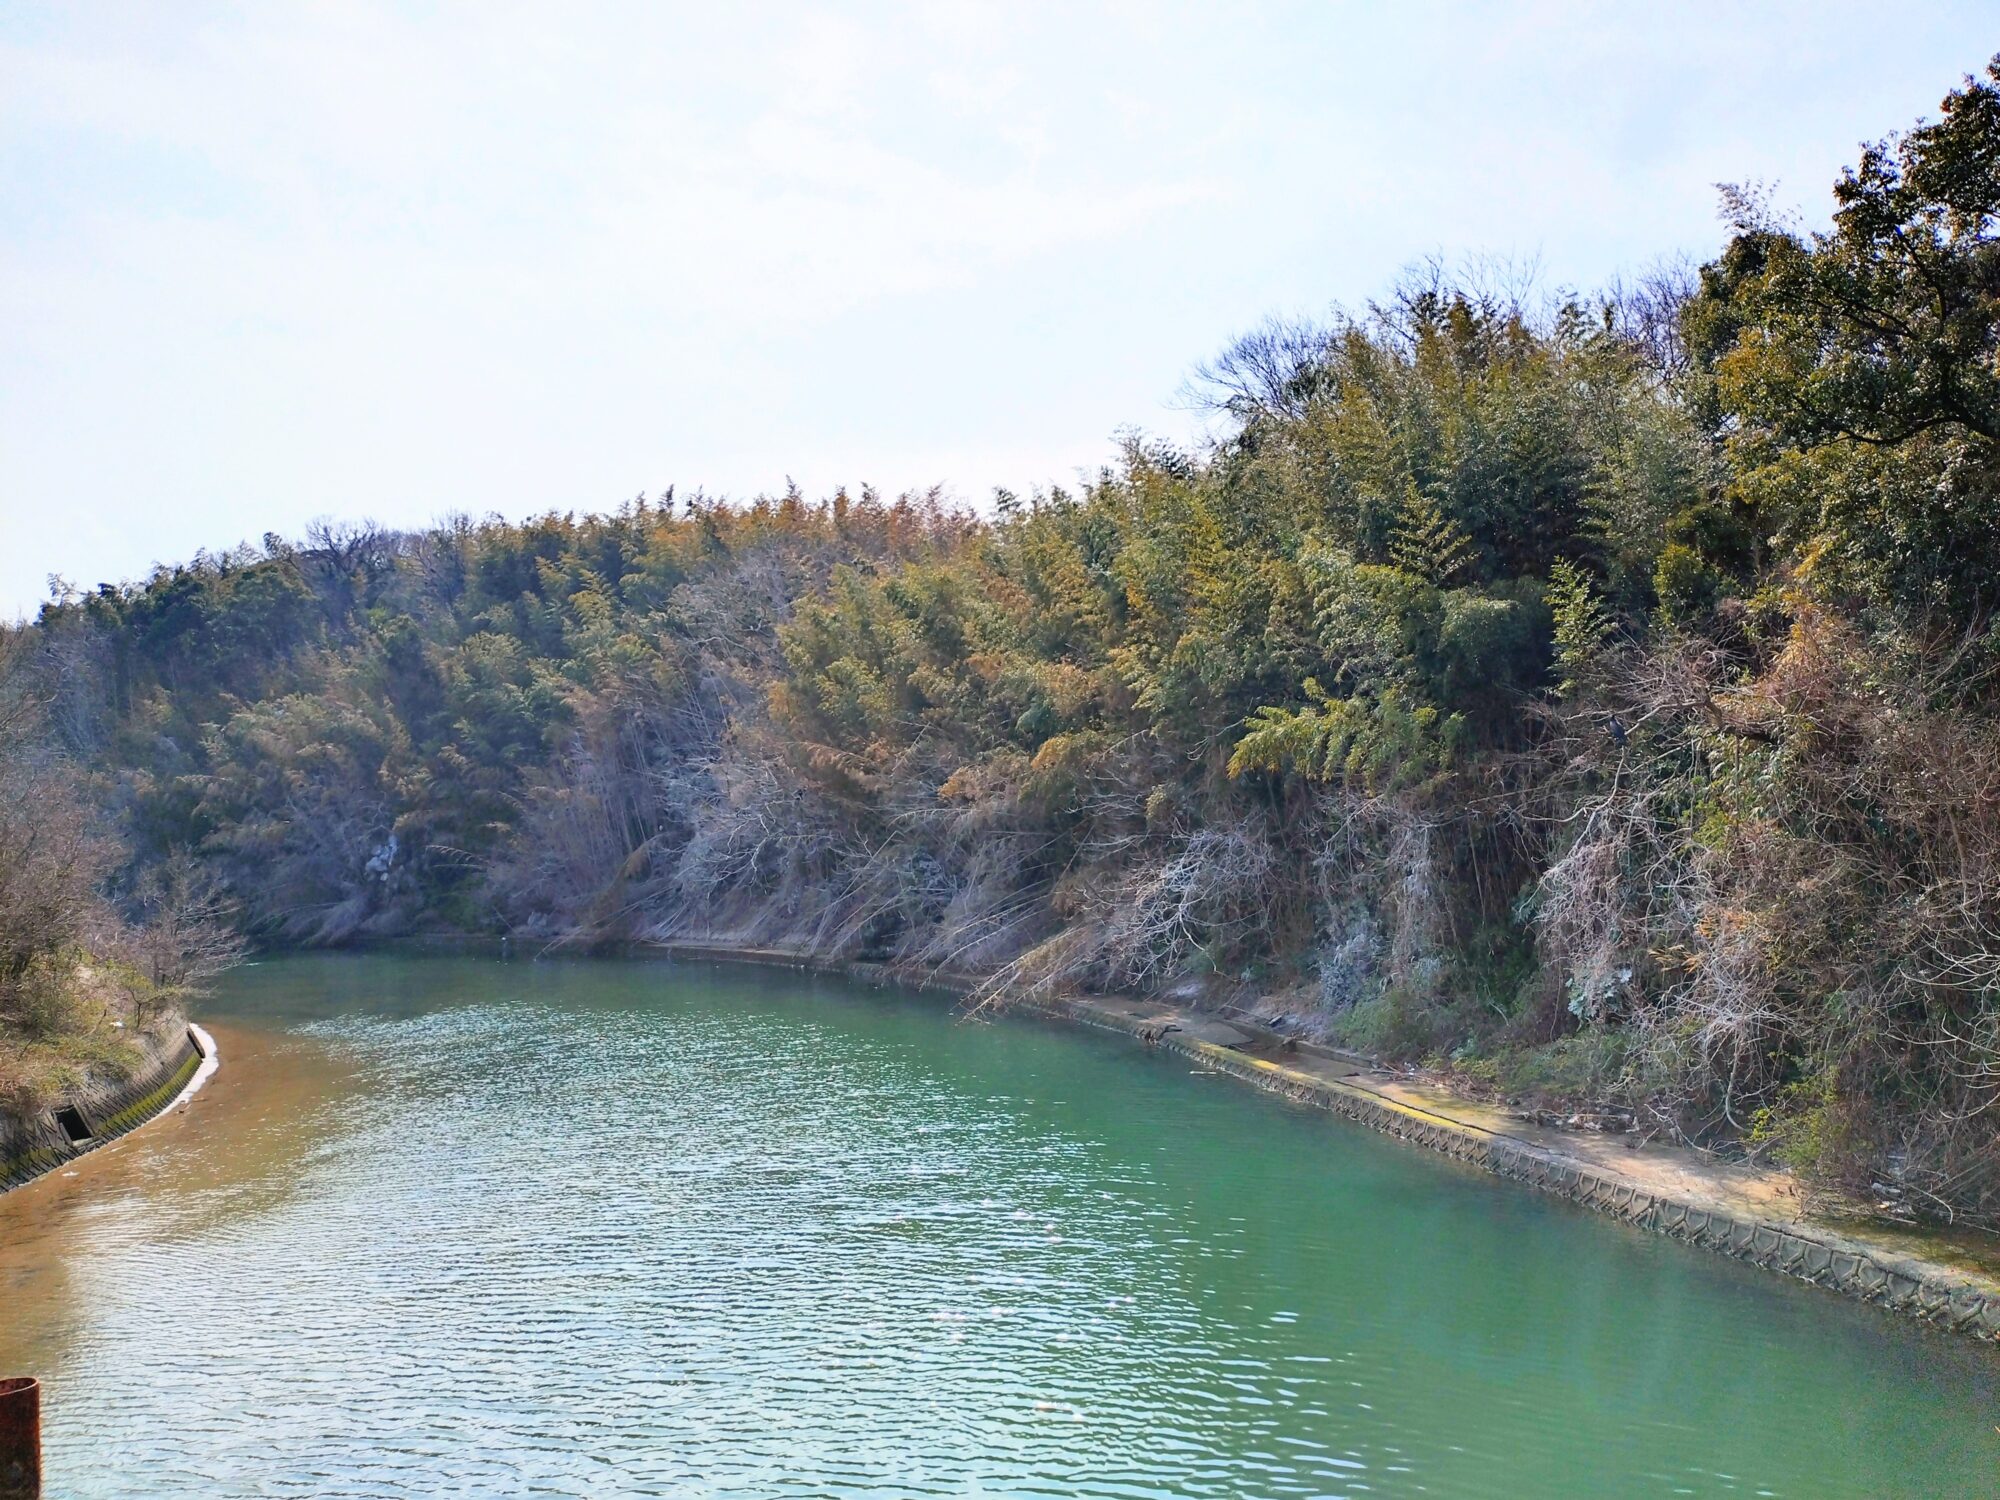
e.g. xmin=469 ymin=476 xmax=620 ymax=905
xmin=0 ymin=1378 xmax=39 ymax=1499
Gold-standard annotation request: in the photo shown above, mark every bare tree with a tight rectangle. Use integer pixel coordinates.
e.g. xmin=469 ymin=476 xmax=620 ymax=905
xmin=127 ymin=851 xmax=247 ymax=995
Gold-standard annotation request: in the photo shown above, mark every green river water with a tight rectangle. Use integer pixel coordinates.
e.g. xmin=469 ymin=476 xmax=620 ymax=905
xmin=0 ymin=953 xmax=1994 ymax=1497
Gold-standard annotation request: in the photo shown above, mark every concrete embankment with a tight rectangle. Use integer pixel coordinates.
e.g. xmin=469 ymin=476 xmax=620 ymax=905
xmin=654 ymin=939 xmax=2000 ymax=1342
xmin=0 ymin=1025 xmax=213 ymax=1194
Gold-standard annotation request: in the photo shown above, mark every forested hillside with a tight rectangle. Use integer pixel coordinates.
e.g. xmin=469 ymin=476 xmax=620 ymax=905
xmin=0 ymin=628 xmax=238 ymax=1114
xmin=9 ymin=62 xmax=2000 ymax=1226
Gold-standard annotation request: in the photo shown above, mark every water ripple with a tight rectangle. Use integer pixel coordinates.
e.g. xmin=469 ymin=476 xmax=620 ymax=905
xmin=1 ymin=956 xmax=1994 ymax=1499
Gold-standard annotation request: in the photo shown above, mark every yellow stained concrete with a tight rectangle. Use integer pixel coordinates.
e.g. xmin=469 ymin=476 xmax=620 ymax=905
xmin=656 ymin=940 xmax=2000 ymax=1338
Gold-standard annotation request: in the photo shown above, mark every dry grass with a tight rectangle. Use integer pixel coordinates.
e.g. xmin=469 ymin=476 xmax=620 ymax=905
xmin=1533 ymin=606 xmax=2000 ymax=1223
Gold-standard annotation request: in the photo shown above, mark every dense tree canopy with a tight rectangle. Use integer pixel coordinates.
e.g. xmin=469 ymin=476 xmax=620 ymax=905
xmin=9 ymin=59 xmax=2000 ymax=1226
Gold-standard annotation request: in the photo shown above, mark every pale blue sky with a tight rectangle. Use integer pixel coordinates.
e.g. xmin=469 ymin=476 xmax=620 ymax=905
xmin=3 ymin=2 xmax=1994 ymax=617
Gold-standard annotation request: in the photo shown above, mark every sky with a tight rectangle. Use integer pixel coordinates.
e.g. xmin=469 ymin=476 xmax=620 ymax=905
xmin=2 ymin=3 xmax=1995 ymax=618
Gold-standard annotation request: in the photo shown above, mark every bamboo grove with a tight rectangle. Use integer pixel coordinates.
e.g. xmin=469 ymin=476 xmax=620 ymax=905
xmin=10 ymin=62 xmax=2000 ymax=1225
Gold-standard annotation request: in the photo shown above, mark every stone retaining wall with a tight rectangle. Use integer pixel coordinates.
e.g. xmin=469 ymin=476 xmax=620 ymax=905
xmin=1044 ymin=994 xmax=2000 ymax=1342
xmin=0 ymin=1027 xmax=206 ymax=1193
xmin=653 ymin=939 xmax=2000 ymax=1342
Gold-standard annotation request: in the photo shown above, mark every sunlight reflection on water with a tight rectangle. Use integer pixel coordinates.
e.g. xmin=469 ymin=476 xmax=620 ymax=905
xmin=0 ymin=954 xmax=1993 ymax=1498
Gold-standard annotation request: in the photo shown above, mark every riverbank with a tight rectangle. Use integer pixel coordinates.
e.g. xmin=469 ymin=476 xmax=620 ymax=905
xmin=14 ymin=952 xmax=1994 ymax=1497
xmin=0 ymin=1025 xmax=214 ymax=1194
xmin=651 ymin=939 xmax=2000 ymax=1342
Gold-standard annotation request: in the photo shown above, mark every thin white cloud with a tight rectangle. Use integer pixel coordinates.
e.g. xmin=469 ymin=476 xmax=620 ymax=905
xmin=2 ymin=1 xmax=1995 ymax=613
